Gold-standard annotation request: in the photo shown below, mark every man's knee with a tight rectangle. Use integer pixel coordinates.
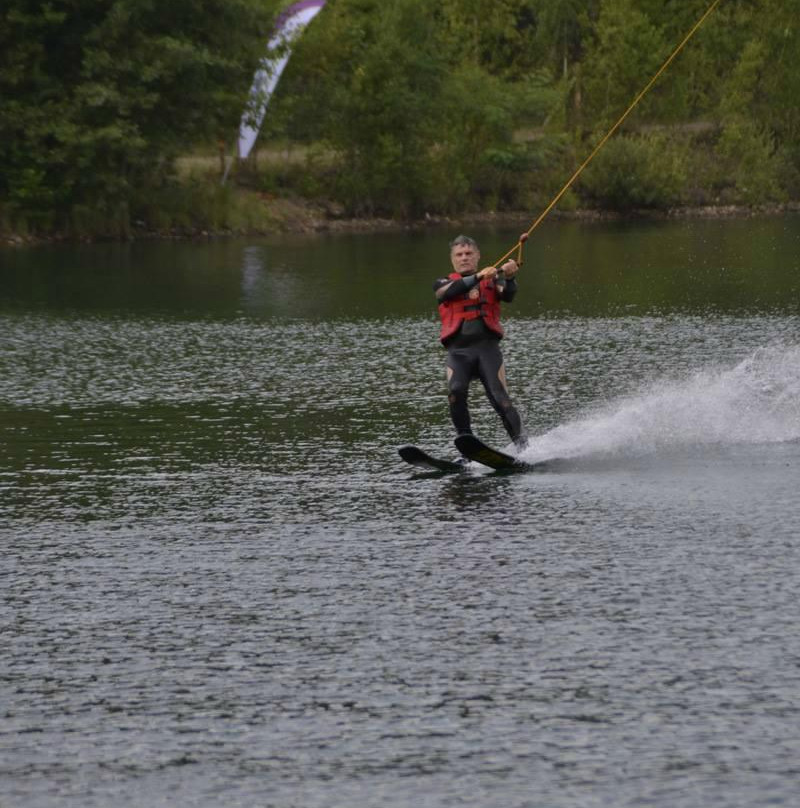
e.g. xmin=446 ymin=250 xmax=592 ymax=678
xmin=496 ymin=394 xmax=514 ymax=411
xmin=485 ymin=383 xmax=512 ymax=409
xmin=448 ymin=378 xmax=469 ymax=400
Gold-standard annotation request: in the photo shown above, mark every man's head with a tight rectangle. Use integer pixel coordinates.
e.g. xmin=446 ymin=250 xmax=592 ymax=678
xmin=449 ymin=235 xmax=480 ymax=276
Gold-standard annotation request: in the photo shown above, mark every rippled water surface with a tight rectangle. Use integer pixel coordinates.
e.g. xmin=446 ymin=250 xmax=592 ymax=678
xmin=2 ymin=218 xmax=800 ymax=807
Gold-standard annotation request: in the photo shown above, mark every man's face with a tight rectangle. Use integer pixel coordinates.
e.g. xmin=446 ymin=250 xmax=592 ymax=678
xmin=450 ymin=244 xmax=480 ymax=276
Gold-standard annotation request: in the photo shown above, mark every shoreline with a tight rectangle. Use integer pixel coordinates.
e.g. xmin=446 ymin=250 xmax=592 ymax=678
xmin=3 ymin=199 xmax=799 ymax=247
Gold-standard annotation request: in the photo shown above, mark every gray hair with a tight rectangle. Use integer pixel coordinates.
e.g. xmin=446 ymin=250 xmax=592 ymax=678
xmin=449 ymin=234 xmax=479 ymax=251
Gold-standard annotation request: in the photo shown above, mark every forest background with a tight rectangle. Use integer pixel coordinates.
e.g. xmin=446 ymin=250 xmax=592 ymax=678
xmin=1 ymin=0 xmax=798 ymax=240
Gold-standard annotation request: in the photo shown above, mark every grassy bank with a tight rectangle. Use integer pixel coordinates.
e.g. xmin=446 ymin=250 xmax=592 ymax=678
xmin=3 ymin=125 xmax=798 ymax=246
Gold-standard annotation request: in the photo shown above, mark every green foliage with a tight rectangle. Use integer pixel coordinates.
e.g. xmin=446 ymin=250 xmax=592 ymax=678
xmin=434 ymin=65 xmax=519 ymax=210
xmin=0 ymin=0 xmax=277 ymax=234
xmin=3 ymin=0 xmax=800 ymax=237
xmin=436 ymin=0 xmax=540 ymax=78
xmin=323 ymin=0 xmax=452 ymax=216
xmin=133 ymin=175 xmax=268 ymax=234
xmin=532 ymin=0 xmax=597 ymax=78
xmin=277 ymin=0 xmax=463 ymax=216
xmin=579 ymin=133 xmax=688 ymax=210
xmin=581 ymin=0 xmax=666 ymax=125
xmin=274 ymin=0 xmax=572 ymax=217
xmin=711 ymin=121 xmax=786 ymax=206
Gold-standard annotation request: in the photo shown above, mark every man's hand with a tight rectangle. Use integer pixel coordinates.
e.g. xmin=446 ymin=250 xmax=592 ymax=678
xmin=500 ymin=259 xmax=519 ymax=279
xmin=476 ymin=260 xmax=518 ymax=281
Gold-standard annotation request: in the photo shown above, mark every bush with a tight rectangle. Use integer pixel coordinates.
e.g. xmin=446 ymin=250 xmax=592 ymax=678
xmin=578 ymin=133 xmax=689 ymax=211
xmin=711 ymin=120 xmax=786 ymax=205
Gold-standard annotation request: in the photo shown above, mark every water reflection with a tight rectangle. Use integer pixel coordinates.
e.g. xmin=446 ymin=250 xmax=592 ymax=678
xmin=2 ymin=215 xmax=799 ymax=319
xmin=433 ymin=474 xmax=515 ymax=511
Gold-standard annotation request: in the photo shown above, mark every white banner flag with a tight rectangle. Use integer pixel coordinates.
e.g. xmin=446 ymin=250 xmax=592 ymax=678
xmin=238 ymin=0 xmax=327 ymax=159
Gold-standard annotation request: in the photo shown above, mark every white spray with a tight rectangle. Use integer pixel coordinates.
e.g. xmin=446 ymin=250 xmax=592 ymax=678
xmin=524 ymin=344 xmax=800 ymax=461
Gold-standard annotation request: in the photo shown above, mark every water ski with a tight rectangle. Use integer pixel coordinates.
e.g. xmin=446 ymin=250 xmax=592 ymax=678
xmin=398 ymin=444 xmax=467 ymax=473
xmin=454 ymin=434 xmax=553 ymax=473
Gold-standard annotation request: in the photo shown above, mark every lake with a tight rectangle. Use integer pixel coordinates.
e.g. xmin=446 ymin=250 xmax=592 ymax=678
xmin=2 ymin=215 xmax=800 ymax=807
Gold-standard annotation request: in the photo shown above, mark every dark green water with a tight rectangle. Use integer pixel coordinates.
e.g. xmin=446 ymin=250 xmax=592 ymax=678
xmin=2 ymin=216 xmax=800 ymax=808
xmin=2 ymin=215 xmax=798 ymax=319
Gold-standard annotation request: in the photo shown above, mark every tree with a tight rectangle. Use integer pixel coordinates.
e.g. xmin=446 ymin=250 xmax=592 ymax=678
xmin=532 ymin=0 xmax=596 ymax=79
xmin=710 ymin=0 xmax=798 ymax=201
xmin=303 ymin=0 xmax=452 ymax=216
xmin=436 ymin=0 xmax=540 ymax=78
xmin=0 ymin=0 xmax=277 ymax=234
xmin=580 ymin=0 xmax=666 ymax=127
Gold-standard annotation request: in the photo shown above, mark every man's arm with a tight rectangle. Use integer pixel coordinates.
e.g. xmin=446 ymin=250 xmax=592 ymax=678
xmin=497 ymin=259 xmax=519 ymax=302
xmin=498 ymin=277 xmax=518 ymax=302
xmin=434 ymin=274 xmax=479 ymax=302
xmin=435 ymin=261 xmax=520 ymax=302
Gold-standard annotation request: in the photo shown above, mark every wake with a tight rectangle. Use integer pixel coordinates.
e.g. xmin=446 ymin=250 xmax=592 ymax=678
xmin=523 ymin=344 xmax=800 ymax=462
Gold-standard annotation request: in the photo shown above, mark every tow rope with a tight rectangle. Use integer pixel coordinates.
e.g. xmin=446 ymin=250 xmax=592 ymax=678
xmin=493 ymin=0 xmax=723 ymax=269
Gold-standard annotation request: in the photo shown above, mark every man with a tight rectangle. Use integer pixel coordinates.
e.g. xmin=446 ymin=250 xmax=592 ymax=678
xmin=434 ymin=234 xmax=527 ymax=450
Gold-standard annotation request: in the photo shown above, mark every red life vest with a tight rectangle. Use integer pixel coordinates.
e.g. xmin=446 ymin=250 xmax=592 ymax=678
xmin=438 ymin=272 xmax=504 ymax=344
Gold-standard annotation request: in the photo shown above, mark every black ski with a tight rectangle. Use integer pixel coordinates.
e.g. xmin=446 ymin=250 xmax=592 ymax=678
xmin=455 ymin=434 xmax=554 ymax=472
xmin=398 ymin=444 xmax=467 ymax=473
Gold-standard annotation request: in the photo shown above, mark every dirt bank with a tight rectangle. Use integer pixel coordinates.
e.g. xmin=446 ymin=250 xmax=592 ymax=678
xmin=3 ymin=195 xmax=799 ymax=247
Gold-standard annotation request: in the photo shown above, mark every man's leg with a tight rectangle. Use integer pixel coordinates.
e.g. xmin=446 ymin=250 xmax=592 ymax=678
xmin=446 ymin=348 xmax=475 ymax=436
xmin=477 ymin=342 xmax=527 ymax=447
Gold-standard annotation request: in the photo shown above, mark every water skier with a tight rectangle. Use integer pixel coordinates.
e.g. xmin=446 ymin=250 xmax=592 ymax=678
xmin=434 ymin=235 xmax=528 ymax=451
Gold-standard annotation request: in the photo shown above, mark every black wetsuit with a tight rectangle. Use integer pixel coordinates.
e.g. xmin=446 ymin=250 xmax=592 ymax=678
xmin=434 ymin=274 xmax=526 ymax=446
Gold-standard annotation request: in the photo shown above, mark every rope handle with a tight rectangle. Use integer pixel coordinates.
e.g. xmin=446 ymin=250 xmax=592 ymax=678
xmin=496 ymin=233 xmax=527 ymax=279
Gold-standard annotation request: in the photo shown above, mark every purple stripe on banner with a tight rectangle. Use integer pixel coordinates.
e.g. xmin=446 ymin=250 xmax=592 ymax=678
xmin=274 ymin=0 xmax=326 ymax=34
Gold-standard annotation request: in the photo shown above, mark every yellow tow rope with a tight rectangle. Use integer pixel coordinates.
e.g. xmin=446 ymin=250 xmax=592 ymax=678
xmin=494 ymin=0 xmax=723 ymax=269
